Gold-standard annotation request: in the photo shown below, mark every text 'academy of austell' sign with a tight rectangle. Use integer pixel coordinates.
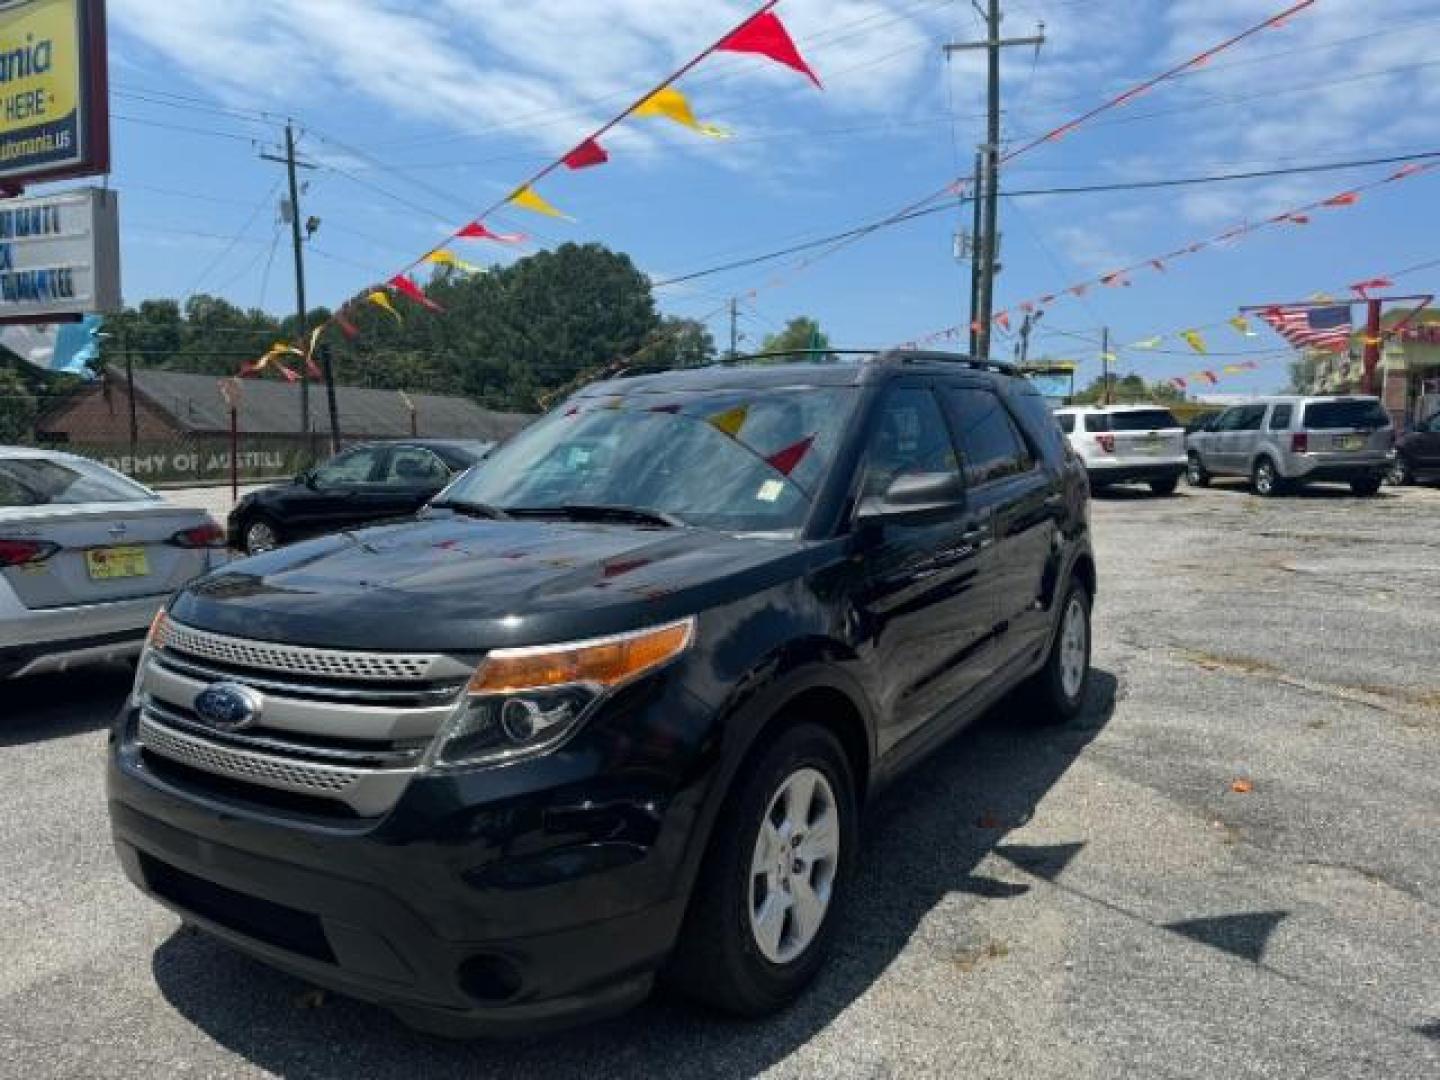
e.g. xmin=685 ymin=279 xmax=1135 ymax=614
xmin=0 ymin=0 xmax=109 ymax=188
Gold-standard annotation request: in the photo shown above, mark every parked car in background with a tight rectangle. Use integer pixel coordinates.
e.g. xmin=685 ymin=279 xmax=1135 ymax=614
xmin=110 ymin=352 xmax=1096 ymax=1036
xmin=1185 ymin=410 xmax=1222 ymax=435
xmin=1 ymin=448 xmax=226 ymax=680
xmin=1185 ymin=396 xmax=1392 ymax=497
xmin=227 ymin=440 xmax=493 ymax=555
xmin=1053 ymin=405 xmax=1186 ymax=495
xmin=1387 ymin=410 xmax=1440 ymax=486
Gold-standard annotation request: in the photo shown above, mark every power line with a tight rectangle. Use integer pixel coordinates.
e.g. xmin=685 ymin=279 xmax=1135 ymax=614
xmin=650 ymin=150 xmax=1440 ymax=289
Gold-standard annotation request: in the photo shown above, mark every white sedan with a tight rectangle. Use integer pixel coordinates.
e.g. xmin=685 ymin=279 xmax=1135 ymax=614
xmin=1 ymin=448 xmax=227 ymax=680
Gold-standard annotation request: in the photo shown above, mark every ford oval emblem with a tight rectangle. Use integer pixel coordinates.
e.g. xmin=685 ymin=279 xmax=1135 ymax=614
xmin=193 ymin=683 xmax=264 ymax=732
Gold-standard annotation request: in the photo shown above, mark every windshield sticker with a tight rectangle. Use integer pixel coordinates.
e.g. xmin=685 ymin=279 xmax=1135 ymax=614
xmin=757 ymin=479 xmax=785 ymax=503
xmin=708 ymin=404 xmax=749 ymax=437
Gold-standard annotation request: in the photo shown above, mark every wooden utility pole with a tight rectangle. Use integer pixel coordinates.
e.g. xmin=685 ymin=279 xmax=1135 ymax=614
xmin=1101 ymin=327 xmax=1111 ymax=405
xmin=967 ymin=150 xmax=984 ymax=356
xmin=729 ymin=297 xmax=739 ymax=359
xmin=946 ymin=6 xmax=1044 ymax=360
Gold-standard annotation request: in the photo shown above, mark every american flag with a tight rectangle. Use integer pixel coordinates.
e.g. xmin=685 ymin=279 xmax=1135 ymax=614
xmin=1259 ymin=304 xmax=1354 ymax=354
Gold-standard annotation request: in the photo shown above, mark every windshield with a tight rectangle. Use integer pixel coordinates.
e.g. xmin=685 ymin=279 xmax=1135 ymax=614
xmin=0 ymin=456 xmax=158 ymax=508
xmin=1303 ymin=400 xmax=1391 ymax=430
xmin=440 ymin=386 xmax=858 ymax=532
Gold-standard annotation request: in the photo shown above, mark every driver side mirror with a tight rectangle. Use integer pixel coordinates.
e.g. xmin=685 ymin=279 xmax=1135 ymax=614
xmin=296 ymin=469 xmax=318 ymax=489
xmin=856 ymin=471 xmax=964 ymax=524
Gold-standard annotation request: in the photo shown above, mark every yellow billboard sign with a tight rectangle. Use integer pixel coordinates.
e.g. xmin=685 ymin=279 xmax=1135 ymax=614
xmin=0 ymin=0 xmax=108 ymax=186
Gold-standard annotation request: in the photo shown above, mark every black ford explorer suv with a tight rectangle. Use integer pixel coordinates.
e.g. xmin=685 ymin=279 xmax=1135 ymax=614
xmin=108 ymin=351 xmax=1095 ymax=1037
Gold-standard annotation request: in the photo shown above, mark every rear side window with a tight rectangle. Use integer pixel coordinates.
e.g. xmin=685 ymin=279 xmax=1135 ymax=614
xmin=1234 ymin=404 xmax=1266 ymax=431
xmin=1083 ymin=413 xmax=1110 ymax=434
xmin=1056 ymin=413 xmax=1075 ymax=434
xmin=1268 ymin=404 xmax=1293 ymax=430
xmin=1109 ymin=410 xmax=1180 ymax=431
xmin=0 ymin=457 xmax=155 ymax=507
xmin=943 ymin=388 xmax=1033 ymax=486
xmin=1303 ymin=400 xmax=1391 ymax=430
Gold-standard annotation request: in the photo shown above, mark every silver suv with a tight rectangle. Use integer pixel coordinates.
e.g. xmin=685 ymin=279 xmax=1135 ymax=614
xmin=1185 ymin=396 xmax=1393 ymax=497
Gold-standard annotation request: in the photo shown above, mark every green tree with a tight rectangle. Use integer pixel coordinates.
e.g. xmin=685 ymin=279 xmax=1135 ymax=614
xmin=1287 ymin=353 xmax=1320 ymax=394
xmin=761 ymin=317 xmax=830 ymax=355
xmin=0 ymin=364 xmax=38 ymax=443
xmin=1073 ymin=373 xmax=1184 ymax=405
xmin=640 ymin=317 xmax=716 ymax=369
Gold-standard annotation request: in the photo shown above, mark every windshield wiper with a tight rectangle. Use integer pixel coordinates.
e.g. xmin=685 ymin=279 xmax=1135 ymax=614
xmin=509 ymin=504 xmax=685 ymax=528
xmin=427 ymin=499 xmax=512 ymax=521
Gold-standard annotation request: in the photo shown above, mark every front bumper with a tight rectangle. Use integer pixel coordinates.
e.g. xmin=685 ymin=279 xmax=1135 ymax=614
xmin=106 ymin=691 xmax=710 ymax=1037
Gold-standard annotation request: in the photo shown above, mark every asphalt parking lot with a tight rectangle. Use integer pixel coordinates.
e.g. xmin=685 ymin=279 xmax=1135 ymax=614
xmin=2 ymin=481 xmax=1437 ymax=1079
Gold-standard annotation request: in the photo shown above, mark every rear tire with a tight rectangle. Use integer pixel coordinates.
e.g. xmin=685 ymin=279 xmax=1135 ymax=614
xmin=1252 ymin=458 xmax=1284 ymax=498
xmin=1386 ymin=458 xmax=1412 ymax=487
xmin=668 ymin=723 xmax=857 ymax=1017
xmin=1186 ymin=452 xmax=1210 ymax=488
xmin=1015 ymin=578 xmax=1091 ymax=726
xmin=1150 ymin=475 xmax=1180 ymax=497
xmin=1350 ymin=475 xmax=1383 ymax=497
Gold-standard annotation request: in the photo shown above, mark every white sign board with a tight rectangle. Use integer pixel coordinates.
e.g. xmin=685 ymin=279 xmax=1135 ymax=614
xmin=0 ymin=185 xmax=118 ymax=321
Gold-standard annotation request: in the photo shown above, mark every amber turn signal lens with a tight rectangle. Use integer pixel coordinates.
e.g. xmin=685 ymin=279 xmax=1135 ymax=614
xmin=469 ymin=618 xmax=695 ymax=694
xmin=147 ymin=609 xmax=169 ymax=647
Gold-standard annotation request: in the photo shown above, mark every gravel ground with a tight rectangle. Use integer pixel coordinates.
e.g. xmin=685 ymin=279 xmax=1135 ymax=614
xmin=1 ymin=481 xmax=1437 ymax=1079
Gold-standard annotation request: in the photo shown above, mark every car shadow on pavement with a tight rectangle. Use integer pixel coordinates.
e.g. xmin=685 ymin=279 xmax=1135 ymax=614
xmin=0 ymin=663 xmax=132 ymax=747
xmin=149 ymin=671 xmax=1118 ymax=1080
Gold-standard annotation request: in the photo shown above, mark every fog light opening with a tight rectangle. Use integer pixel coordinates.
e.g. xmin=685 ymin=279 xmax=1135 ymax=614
xmin=458 ymin=954 xmax=524 ymax=1004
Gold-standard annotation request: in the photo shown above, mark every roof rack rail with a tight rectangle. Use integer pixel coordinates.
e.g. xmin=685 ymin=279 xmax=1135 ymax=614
xmin=875 ymin=347 xmax=1019 ymax=376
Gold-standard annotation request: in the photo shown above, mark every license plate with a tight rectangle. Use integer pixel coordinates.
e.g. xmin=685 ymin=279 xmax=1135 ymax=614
xmin=1340 ymin=435 xmax=1365 ymax=451
xmin=86 ymin=546 xmax=150 ymax=580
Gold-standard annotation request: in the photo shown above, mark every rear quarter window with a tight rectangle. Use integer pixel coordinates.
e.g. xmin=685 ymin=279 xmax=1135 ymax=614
xmin=1110 ymin=410 xmax=1181 ymax=431
xmin=1303 ymin=400 xmax=1391 ymax=430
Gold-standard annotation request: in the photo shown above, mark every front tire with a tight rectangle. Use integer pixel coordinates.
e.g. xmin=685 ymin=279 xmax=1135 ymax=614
xmin=669 ymin=723 xmax=857 ymax=1017
xmin=1016 ymin=578 xmax=1092 ymax=725
xmin=241 ymin=516 xmax=281 ymax=556
xmin=1386 ymin=458 xmax=1412 ymax=487
xmin=1150 ymin=474 xmax=1180 ymax=497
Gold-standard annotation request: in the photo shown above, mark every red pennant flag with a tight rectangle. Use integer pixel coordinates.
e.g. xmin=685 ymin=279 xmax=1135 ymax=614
xmin=389 ymin=274 xmax=444 ymax=312
xmin=1070 ymin=284 xmax=1089 ymax=298
xmin=1171 ymin=378 xmax=1188 ymax=390
xmin=1150 ymin=259 xmax=1166 ymax=273
xmin=765 ymin=435 xmax=816 ymax=477
xmin=563 ymin=137 xmax=609 ymax=170
xmin=1350 ymin=277 xmax=1393 ymax=297
xmin=334 ymin=312 xmax=360 ymax=339
xmin=970 ymin=320 xmax=983 ymax=334
xmin=718 ymin=11 xmax=821 ymax=88
xmin=1040 ymin=294 xmax=1057 ymax=305
xmin=456 ymin=221 xmax=526 ymax=244
xmin=1020 ymin=302 xmax=1035 ymax=314
xmin=994 ymin=311 xmax=1012 ymax=331
xmin=1323 ymin=191 xmax=1360 ymax=207
xmin=1286 ymin=213 xmax=1311 ymax=225
xmin=1197 ymin=371 xmax=1219 ymax=386
xmin=1101 ymin=272 xmax=1129 ymax=288
xmin=1389 ymin=162 xmax=1432 ymax=181
xmin=1045 ymin=122 xmax=1080 ymax=143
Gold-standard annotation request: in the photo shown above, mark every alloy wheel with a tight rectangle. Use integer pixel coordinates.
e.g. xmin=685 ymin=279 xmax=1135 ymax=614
xmin=245 ymin=521 xmax=278 ymax=555
xmin=749 ymin=767 xmax=840 ymax=965
xmin=1059 ymin=594 xmax=1089 ymax=701
xmin=1255 ymin=461 xmax=1276 ymax=496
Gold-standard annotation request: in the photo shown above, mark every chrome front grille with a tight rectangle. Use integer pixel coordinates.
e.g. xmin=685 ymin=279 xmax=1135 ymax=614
xmin=137 ymin=711 xmax=415 ymax=817
xmin=135 ymin=621 xmax=475 ymax=816
xmin=159 ymin=620 xmax=447 ymax=683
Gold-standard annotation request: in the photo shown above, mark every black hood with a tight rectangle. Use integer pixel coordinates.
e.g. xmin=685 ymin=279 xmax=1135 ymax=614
xmin=173 ymin=517 xmax=818 ymax=651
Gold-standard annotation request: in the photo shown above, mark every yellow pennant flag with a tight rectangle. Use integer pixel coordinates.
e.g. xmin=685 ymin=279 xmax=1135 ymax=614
xmin=509 ymin=185 xmax=571 ymax=220
xmin=708 ymin=404 xmax=749 ymax=437
xmin=1223 ymin=364 xmax=1246 ymax=375
xmin=634 ymin=87 xmax=730 ymax=139
xmin=367 ymin=291 xmax=403 ymax=323
xmin=1132 ymin=336 xmax=1163 ymax=349
xmin=1102 ymin=351 xmax=1118 ymax=363
xmin=1182 ymin=330 xmax=1208 ymax=355
xmin=1228 ymin=316 xmax=1256 ymax=337
xmin=426 ymin=249 xmax=484 ymax=274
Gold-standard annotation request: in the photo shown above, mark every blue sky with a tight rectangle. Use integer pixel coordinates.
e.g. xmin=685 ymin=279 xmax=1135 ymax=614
xmin=90 ymin=0 xmax=1440 ymax=393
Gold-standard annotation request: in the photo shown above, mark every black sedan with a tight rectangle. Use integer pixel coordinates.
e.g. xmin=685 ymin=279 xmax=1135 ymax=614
xmin=227 ymin=440 xmax=492 ymax=555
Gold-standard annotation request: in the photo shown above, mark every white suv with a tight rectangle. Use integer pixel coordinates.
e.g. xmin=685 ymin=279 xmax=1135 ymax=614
xmin=1054 ymin=405 xmax=1187 ymax=496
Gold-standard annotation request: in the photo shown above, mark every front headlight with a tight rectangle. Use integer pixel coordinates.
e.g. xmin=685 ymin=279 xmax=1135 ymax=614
xmin=424 ymin=617 xmax=695 ymax=771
